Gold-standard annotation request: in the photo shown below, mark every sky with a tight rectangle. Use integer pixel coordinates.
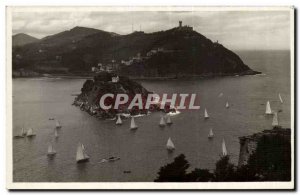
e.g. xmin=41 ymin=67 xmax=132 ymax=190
xmin=12 ymin=10 xmax=291 ymax=50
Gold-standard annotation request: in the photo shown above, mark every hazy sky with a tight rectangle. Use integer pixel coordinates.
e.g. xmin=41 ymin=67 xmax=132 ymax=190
xmin=12 ymin=10 xmax=291 ymax=50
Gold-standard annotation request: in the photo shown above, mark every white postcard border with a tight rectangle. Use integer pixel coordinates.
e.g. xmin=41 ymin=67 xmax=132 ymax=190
xmin=6 ymin=6 xmax=295 ymax=190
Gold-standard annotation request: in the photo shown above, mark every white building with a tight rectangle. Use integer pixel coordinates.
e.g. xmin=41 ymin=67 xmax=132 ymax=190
xmin=112 ymin=76 xmax=119 ymax=83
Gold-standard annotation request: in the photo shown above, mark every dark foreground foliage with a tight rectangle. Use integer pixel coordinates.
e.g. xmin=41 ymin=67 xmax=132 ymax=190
xmin=154 ymin=154 xmax=213 ymax=182
xmin=155 ymin=133 xmax=291 ymax=182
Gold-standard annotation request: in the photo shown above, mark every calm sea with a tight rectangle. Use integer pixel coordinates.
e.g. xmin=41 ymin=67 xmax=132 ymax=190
xmin=12 ymin=50 xmax=291 ymax=182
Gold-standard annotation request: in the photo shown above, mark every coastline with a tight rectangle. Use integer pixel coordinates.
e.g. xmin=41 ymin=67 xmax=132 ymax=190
xmin=12 ymin=70 xmax=261 ymax=80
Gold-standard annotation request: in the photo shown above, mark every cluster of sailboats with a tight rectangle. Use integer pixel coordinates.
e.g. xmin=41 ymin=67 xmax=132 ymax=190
xmin=46 ymin=120 xmax=90 ymax=163
xmin=15 ymin=119 xmax=62 ymax=139
xmin=46 ymin=120 xmax=61 ymax=157
xmin=114 ymin=101 xmax=230 ymax=156
xmin=16 ymin=92 xmax=284 ymax=164
xmin=47 ymin=92 xmax=284 ymax=163
xmin=14 ymin=127 xmax=36 ymax=138
xmin=113 ymin=92 xmax=283 ymax=157
xmin=265 ymin=93 xmax=284 ymax=127
xmin=13 ymin=119 xmax=91 ymax=162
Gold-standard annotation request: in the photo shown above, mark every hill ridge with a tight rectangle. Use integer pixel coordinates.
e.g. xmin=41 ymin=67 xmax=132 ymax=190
xmin=12 ymin=24 xmax=259 ymax=77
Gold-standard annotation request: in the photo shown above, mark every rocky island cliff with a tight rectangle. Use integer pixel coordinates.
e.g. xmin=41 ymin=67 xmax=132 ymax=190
xmin=13 ymin=22 xmax=260 ymax=78
xmin=73 ymin=72 xmax=159 ymax=119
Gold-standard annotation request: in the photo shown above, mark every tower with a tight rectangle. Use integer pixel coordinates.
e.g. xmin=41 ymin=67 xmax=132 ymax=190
xmin=179 ymin=21 xmax=182 ymax=28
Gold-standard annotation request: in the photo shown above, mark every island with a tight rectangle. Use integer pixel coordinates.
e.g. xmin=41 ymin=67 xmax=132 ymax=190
xmin=73 ymin=72 xmax=159 ymax=119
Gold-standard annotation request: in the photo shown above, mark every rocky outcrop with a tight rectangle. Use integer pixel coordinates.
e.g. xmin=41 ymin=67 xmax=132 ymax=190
xmin=73 ymin=72 xmax=157 ymax=119
xmin=238 ymin=127 xmax=291 ymax=167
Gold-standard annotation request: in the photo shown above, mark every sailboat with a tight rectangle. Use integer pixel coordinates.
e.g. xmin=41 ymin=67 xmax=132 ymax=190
xmin=15 ymin=127 xmax=26 ymax=138
xmin=76 ymin=142 xmax=90 ymax=163
xmin=166 ymin=137 xmax=175 ymax=151
xmin=265 ymin=101 xmax=272 ymax=115
xmin=116 ymin=114 xmax=122 ymax=125
xmin=204 ymin=108 xmax=209 ymax=119
xmin=222 ymin=139 xmax=228 ymax=156
xmin=226 ymin=102 xmax=229 ymax=109
xmin=166 ymin=115 xmax=172 ymax=125
xmin=208 ymin=128 xmax=214 ymax=139
xmin=279 ymin=93 xmax=283 ymax=103
xmin=159 ymin=116 xmax=166 ymax=127
xmin=272 ymin=112 xmax=279 ymax=127
xmin=21 ymin=127 xmax=26 ymax=136
xmin=130 ymin=117 xmax=138 ymax=130
xmin=168 ymin=106 xmax=181 ymax=116
xmin=56 ymin=120 xmax=62 ymax=129
xmin=47 ymin=143 xmax=56 ymax=156
xmin=54 ymin=129 xmax=58 ymax=138
xmin=26 ymin=128 xmax=36 ymax=137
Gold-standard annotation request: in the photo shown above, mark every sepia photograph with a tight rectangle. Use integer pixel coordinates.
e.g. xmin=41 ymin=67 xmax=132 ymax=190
xmin=6 ymin=6 xmax=294 ymax=189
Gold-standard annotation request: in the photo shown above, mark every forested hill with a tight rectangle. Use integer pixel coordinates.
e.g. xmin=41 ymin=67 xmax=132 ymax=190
xmin=12 ymin=25 xmax=259 ymax=77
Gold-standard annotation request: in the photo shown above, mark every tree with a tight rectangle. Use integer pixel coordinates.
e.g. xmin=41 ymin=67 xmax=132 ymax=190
xmin=185 ymin=168 xmax=213 ymax=182
xmin=154 ymin=129 xmax=291 ymax=182
xmin=247 ymin=134 xmax=291 ymax=181
xmin=154 ymin=154 xmax=189 ymax=182
xmin=213 ymin=155 xmax=235 ymax=181
xmin=234 ymin=165 xmax=258 ymax=181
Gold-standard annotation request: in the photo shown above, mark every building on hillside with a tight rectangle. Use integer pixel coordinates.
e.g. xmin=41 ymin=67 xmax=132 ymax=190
xmin=121 ymin=59 xmax=133 ymax=66
xmin=94 ymin=61 xmax=120 ymax=73
xmin=112 ymin=76 xmax=119 ymax=83
xmin=177 ymin=21 xmax=193 ymax=31
xmin=146 ymin=47 xmax=167 ymax=57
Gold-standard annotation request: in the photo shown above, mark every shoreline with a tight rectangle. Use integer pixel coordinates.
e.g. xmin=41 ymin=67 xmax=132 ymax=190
xmin=12 ymin=70 xmax=262 ymax=80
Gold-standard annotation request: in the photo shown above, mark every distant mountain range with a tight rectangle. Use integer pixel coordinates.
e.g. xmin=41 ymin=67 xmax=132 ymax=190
xmin=12 ymin=33 xmax=39 ymax=47
xmin=12 ymin=25 xmax=259 ymax=77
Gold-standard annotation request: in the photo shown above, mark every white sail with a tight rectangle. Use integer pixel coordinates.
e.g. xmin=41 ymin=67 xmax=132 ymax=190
xmin=208 ymin=128 xmax=214 ymax=138
xmin=204 ymin=108 xmax=209 ymax=118
xmin=226 ymin=102 xmax=229 ymax=108
xmin=166 ymin=137 xmax=175 ymax=151
xmin=279 ymin=93 xmax=283 ymax=103
xmin=56 ymin=120 xmax=61 ymax=128
xmin=54 ymin=129 xmax=58 ymax=138
xmin=47 ymin=144 xmax=52 ymax=153
xmin=130 ymin=117 xmax=138 ymax=130
xmin=76 ymin=143 xmax=89 ymax=161
xmin=26 ymin=128 xmax=33 ymax=136
xmin=48 ymin=144 xmax=56 ymax=154
xmin=26 ymin=128 xmax=35 ymax=136
xmin=159 ymin=116 xmax=166 ymax=127
xmin=21 ymin=127 xmax=26 ymax=136
xmin=265 ymin=101 xmax=272 ymax=114
xmin=272 ymin=112 xmax=279 ymax=127
xmin=116 ymin=115 xmax=122 ymax=125
xmin=76 ymin=143 xmax=85 ymax=161
xmin=166 ymin=115 xmax=172 ymax=124
xmin=222 ymin=139 xmax=227 ymax=156
xmin=81 ymin=143 xmax=89 ymax=159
